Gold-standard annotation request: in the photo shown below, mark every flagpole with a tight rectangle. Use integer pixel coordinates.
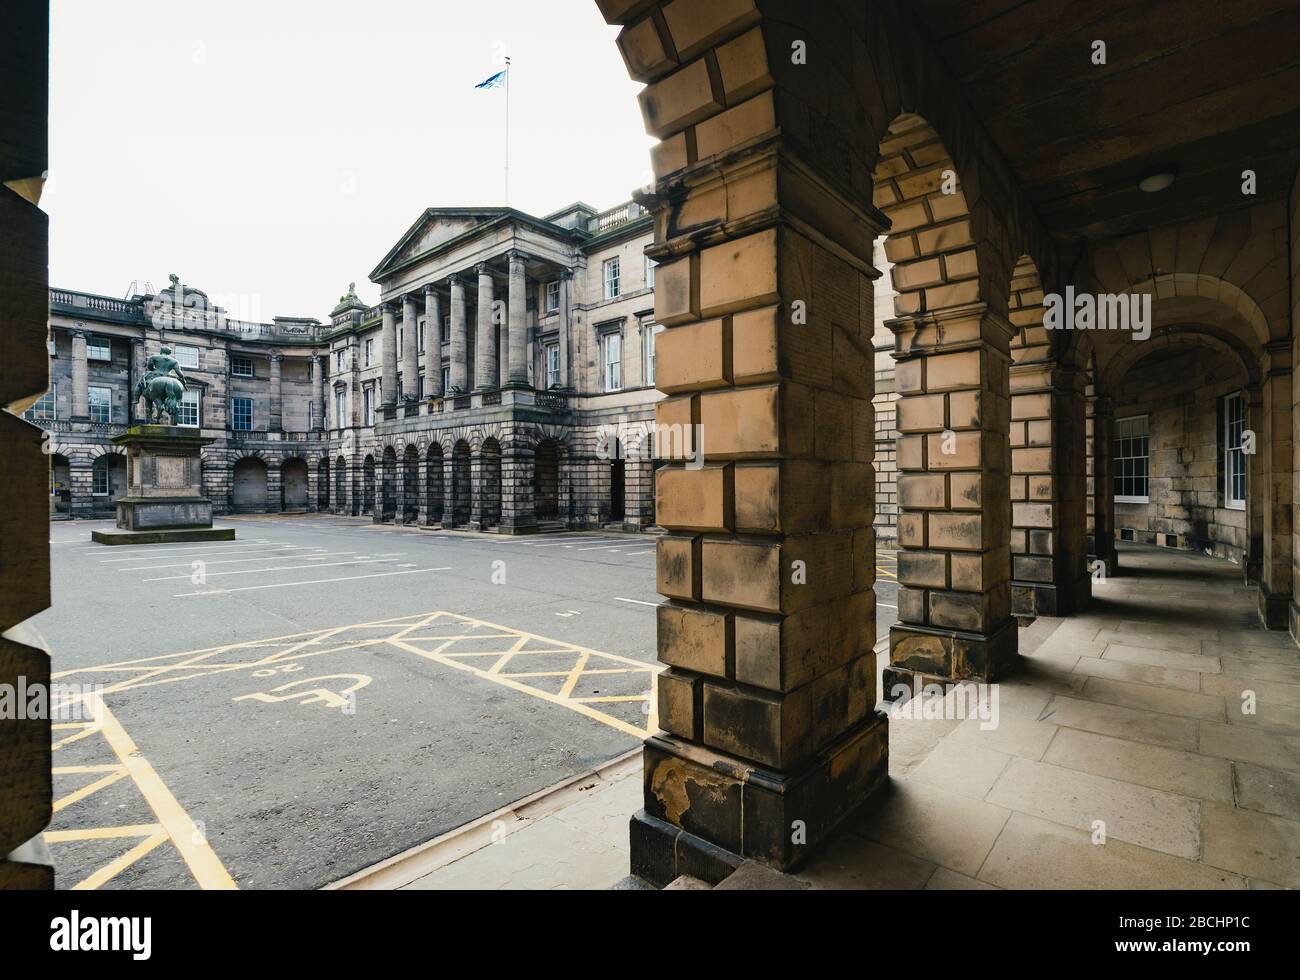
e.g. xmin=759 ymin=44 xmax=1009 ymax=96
xmin=504 ymin=56 xmax=512 ymax=206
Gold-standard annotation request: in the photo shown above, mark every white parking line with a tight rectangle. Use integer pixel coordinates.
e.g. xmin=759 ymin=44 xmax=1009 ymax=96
xmin=143 ymin=557 xmax=404 ymax=582
xmin=98 ymin=544 xmax=295 ymax=563
xmin=615 ymin=597 xmax=661 ymax=608
xmin=174 ymin=566 xmax=452 ymax=597
xmin=119 ymin=550 xmax=351 ymax=572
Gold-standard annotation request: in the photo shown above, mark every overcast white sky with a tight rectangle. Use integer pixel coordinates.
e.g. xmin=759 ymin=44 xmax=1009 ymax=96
xmin=45 ymin=0 xmax=654 ymax=322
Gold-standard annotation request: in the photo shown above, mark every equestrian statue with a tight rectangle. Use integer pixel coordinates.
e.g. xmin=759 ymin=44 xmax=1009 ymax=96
xmin=135 ymin=346 xmax=189 ymax=425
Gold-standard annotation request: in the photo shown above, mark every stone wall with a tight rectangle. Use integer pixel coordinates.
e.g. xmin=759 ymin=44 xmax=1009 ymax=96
xmin=1113 ymin=346 xmax=1249 ymax=562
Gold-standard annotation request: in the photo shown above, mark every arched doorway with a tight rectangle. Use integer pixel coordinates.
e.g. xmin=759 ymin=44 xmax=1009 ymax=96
xmin=427 ymin=444 xmax=444 ymax=525
xmin=403 ymin=446 xmax=420 ymax=524
xmin=609 ymin=438 xmax=625 ymax=524
xmin=362 ymin=455 xmax=376 ymax=514
xmin=335 ymin=457 xmax=347 ymax=514
xmin=50 ymin=454 xmax=71 ymax=516
xmin=381 ymin=446 xmax=397 ymax=522
xmin=479 ymin=438 xmax=502 ymax=529
xmin=534 ymin=439 xmax=560 ymax=522
xmin=232 ymin=457 xmax=269 ymax=513
xmin=317 ymin=457 xmax=331 ymax=510
xmin=92 ymin=453 xmax=127 ymax=513
xmin=451 ymin=440 xmax=471 ymax=527
xmin=282 ymin=457 xmax=309 ymax=511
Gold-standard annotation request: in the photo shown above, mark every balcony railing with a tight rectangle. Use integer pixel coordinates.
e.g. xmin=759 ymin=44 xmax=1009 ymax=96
xmin=592 ymin=202 xmax=644 ymax=234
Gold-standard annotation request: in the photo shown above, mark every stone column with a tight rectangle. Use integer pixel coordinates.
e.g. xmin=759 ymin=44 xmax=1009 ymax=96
xmin=70 ymin=329 xmax=89 ymax=420
xmin=1246 ymin=383 xmax=1265 ymax=583
xmin=131 ymin=338 xmax=147 ymax=422
xmin=401 ymin=294 xmax=419 ymax=402
xmin=476 ymin=263 xmax=497 ymax=390
xmin=507 ymin=251 xmax=528 ymax=386
xmin=449 ymin=275 xmax=469 ymax=394
xmin=1009 ymin=361 xmax=1090 ymax=617
xmin=1087 ymin=395 xmax=1119 ymax=576
xmin=425 ymin=284 xmax=443 ymax=398
xmin=312 ymin=352 xmax=325 ymax=431
xmin=381 ymin=302 xmax=399 ymax=406
xmin=1259 ymin=347 xmax=1292 ymax=629
xmin=558 ymin=268 xmax=573 ymax=389
xmin=268 ymin=352 xmax=283 ymax=432
xmin=888 ymin=304 xmax=1018 ymax=688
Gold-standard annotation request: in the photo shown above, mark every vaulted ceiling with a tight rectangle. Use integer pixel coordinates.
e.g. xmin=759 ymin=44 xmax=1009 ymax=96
xmin=909 ymin=0 xmax=1300 ymax=244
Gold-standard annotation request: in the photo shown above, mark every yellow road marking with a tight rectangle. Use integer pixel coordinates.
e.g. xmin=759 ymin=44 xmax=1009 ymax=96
xmin=53 ymin=769 xmax=129 ymax=813
xmin=92 ymin=694 xmax=237 ymax=890
xmin=45 ymin=824 xmax=163 ymax=842
xmin=72 ymin=831 xmax=169 ymax=891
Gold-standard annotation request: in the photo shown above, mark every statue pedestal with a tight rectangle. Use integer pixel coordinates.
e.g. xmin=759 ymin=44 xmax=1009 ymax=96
xmin=91 ymin=426 xmax=235 ymax=546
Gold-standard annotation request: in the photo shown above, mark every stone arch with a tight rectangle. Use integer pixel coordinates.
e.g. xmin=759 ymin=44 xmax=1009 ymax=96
xmin=232 ymin=456 xmax=269 ymax=514
xmin=477 ymin=437 xmax=502 ymax=529
xmin=380 ymin=445 xmax=398 ymax=522
xmin=450 ymin=439 xmax=472 ymax=527
xmin=402 ymin=444 xmax=420 ymax=524
xmin=362 ymin=454 xmax=376 ymax=514
xmin=281 ymin=455 xmax=309 ymax=511
xmin=49 ymin=452 xmax=72 ymax=515
xmin=317 ymin=456 xmax=331 ymax=510
xmin=426 ymin=443 xmax=444 ymax=525
xmin=533 ymin=436 xmax=563 ymax=523
xmin=334 ymin=455 xmax=348 ymax=513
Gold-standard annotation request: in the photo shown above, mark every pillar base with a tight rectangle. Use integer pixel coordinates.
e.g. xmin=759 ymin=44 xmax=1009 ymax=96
xmin=1258 ymin=581 xmax=1289 ymax=631
xmin=632 ymin=712 xmax=889 ymax=884
xmin=887 ymin=618 xmax=1019 ymax=686
xmin=1011 ymin=573 xmax=1092 ymax=619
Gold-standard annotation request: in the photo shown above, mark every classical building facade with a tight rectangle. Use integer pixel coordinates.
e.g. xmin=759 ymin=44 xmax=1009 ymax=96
xmin=37 ymin=201 xmax=672 ymax=532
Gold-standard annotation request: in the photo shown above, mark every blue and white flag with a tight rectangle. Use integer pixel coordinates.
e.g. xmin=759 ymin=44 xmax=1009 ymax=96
xmin=475 ymin=69 xmax=507 ymax=90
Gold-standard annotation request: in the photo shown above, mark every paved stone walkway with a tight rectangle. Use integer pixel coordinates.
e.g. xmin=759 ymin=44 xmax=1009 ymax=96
xmin=356 ymin=543 xmax=1300 ymax=889
xmin=797 ymin=542 xmax=1300 ymax=889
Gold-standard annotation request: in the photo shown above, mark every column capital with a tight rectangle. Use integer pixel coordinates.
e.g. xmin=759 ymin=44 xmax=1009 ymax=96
xmin=506 ymin=249 xmax=529 ymax=266
xmin=269 ymin=353 xmax=284 ymax=363
xmin=560 ymin=267 xmax=575 ymax=280
xmin=423 ymin=282 xmax=438 ymax=295
xmin=475 ymin=262 xmax=493 ymax=277
xmin=382 ymin=301 xmax=398 ymax=314
xmin=448 ymin=273 xmax=464 ymax=288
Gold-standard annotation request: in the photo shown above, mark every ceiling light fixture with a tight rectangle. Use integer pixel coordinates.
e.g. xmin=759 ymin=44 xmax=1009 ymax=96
xmin=1137 ymin=168 xmax=1176 ymax=193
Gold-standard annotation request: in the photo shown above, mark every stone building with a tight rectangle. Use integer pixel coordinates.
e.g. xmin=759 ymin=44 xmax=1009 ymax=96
xmin=36 ymin=201 xmax=671 ymax=532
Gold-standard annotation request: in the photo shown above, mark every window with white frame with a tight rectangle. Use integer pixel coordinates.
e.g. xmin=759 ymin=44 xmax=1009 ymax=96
xmin=86 ymin=336 xmax=112 ymax=361
xmin=602 ymin=331 xmax=622 ymax=392
xmin=645 ymin=256 xmax=657 ymax=290
xmin=1224 ymin=392 xmax=1246 ymax=510
xmin=178 ymin=389 xmax=200 ymax=427
xmin=365 ymin=339 xmax=375 ymax=367
xmin=644 ymin=322 xmax=664 ymax=387
xmin=418 ymin=320 xmax=425 ymax=353
xmin=24 ymin=386 xmax=56 ymax=421
xmin=231 ymin=397 xmax=253 ymax=431
xmin=363 ymin=387 xmax=375 ymax=426
xmin=545 ymin=280 xmax=560 ymax=313
xmin=174 ymin=345 xmax=200 ymax=369
xmin=231 ymin=355 xmax=254 ymax=378
xmin=335 ymin=389 xmax=346 ymax=428
xmin=92 ymin=457 xmax=110 ymax=496
xmin=441 ymin=365 xmax=451 ymax=394
xmin=603 ymin=257 xmax=621 ymax=300
xmin=1114 ymin=415 xmax=1150 ymax=503
xmin=336 ymin=349 xmax=346 ymax=373
xmin=88 ymin=386 xmax=113 ymax=423
xmin=545 ymin=344 xmax=560 ymax=389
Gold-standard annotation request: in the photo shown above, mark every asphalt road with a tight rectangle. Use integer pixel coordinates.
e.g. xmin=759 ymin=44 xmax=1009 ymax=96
xmin=34 ymin=516 xmax=898 ymax=890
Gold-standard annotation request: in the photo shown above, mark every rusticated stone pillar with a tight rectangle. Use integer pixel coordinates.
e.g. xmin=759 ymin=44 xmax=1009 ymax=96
xmin=70 ymin=329 xmax=89 ymax=420
xmin=887 ymin=304 xmax=1019 ymax=687
xmin=401 ymin=294 xmax=419 ymax=402
xmin=609 ymin=23 xmax=887 ymax=884
xmin=381 ymin=302 xmax=399 ymax=406
xmin=131 ymin=337 xmax=147 ymax=422
xmin=1087 ymin=395 xmax=1118 ymax=576
xmin=449 ymin=275 xmax=469 ymax=393
xmin=507 ymin=250 xmax=528 ymax=386
xmin=1259 ymin=345 xmax=1292 ymax=629
xmin=425 ymin=284 xmax=443 ymax=398
xmin=476 ymin=263 xmax=497 ymax=390
xmin=1009 ymin=362 xmax=1090 ymax=618
xmin=1246 ymin=383 xmax=1265 ymax=584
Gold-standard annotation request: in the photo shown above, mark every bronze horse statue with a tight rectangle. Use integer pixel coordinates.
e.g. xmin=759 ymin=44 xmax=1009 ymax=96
xmin=134 ymin=346 xmax=190 ymax=424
